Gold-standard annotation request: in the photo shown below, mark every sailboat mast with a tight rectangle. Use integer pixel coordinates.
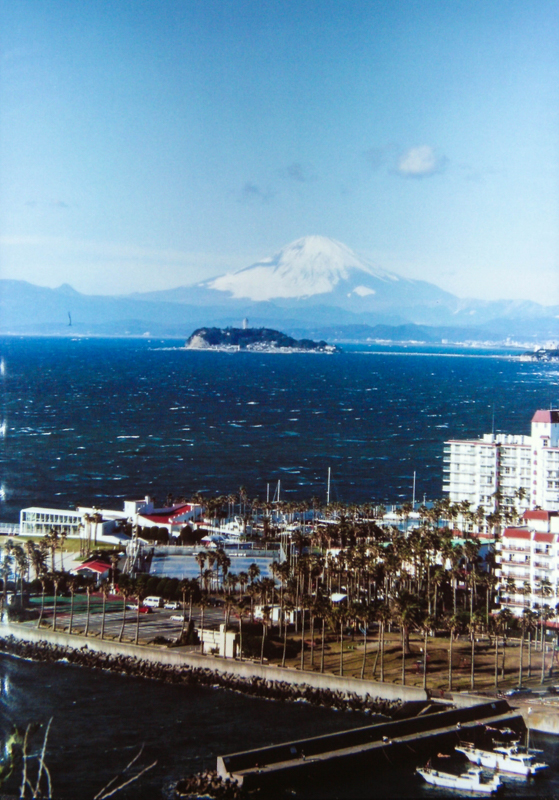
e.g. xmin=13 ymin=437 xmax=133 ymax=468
xmin=327 ymin=467 xmax=331 ymax=506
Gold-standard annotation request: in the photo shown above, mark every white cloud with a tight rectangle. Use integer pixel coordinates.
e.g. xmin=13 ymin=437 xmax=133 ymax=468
xmin=397 ymin=145 xmax=446 ymax=178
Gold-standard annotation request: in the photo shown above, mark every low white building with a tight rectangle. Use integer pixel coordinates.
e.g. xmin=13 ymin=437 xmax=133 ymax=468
xmin=443 ymin=409 xmax=559 ymax=515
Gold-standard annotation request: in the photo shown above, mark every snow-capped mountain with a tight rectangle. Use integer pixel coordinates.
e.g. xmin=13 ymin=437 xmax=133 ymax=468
xmin=204 ymin=236 xmax=402 ymax=301
xmin=197 ymin=235 xmax=455 ymax=316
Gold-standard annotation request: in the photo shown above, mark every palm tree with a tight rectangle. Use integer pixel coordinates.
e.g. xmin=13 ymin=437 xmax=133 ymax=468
xmin=248 ymin=562 xmax=261 ymax=585
xmin=420 ymin=615 xmax=435 ymax=690
xmin=195 ymin=551 xmax=207 ymax=582
xmin=99 ymin=581 xmax=110 ymax=640
xmin=134 ymin=580 xmax=147 ymax=645
xmin=391 ymin=590 xmax=421 ymax=686
xmin=198 ymin=594 xmax=209 ymax=654
xmin=84 ymin=579 xmax=94 ymax=636
xmin=117 ymin=574 xmax=132 ymax=642
xmin=282 ymin=598 xmax=295 ymax=668
xmin=236 ymin=601 xmax=250 ymax=662
xmin=376 ymin=605 xmax=391 ymax=683
xmin=260 ymin=605 xmax=271 ymax=665
xmin=67 ymin=576 xmax=79 ymax=634
xmin=499 ymin=607 xmax=513 ymax=682
xmin=444 ymin=614 xmax=459 ymax=691
xmin=51 ymin=572 xmax=61 ymax=632
xmin=36 ymin=570 xmax=47 ymax=629
xmin=540 ymin=605 xmax=553 ymax=684
xmin=518 ymin=610 xmax=529 ymax=688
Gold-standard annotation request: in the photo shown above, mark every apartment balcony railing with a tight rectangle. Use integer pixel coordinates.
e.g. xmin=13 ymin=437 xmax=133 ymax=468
xmin=501 ymin=569 xmax=531 ymax=579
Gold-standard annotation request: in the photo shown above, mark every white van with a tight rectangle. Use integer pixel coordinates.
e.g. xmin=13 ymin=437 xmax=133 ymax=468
xmin=144 ymin=596 xmax=163 ymax=608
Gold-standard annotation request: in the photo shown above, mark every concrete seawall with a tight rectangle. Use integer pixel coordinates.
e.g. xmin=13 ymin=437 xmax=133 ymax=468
xmin=0 ymin=621 xmax=428 ymax=703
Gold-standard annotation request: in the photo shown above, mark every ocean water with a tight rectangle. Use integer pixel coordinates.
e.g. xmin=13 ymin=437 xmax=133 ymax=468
xmin=0 ymin=336 xmax=557 ymax=521
xmin=1 ymin=336 xmax=559 ymax=798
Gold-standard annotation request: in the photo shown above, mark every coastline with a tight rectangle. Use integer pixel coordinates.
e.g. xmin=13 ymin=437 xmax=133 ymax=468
xmin=0 ymin=622 xmax=425 ymax=712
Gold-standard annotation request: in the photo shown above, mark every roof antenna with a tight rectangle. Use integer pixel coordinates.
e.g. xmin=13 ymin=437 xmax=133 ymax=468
xmin=491 ymin=405 xmax=495 ymax=435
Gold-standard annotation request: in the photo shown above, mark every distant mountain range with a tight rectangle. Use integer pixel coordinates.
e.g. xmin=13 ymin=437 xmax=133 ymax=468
xmin=1 ymin=236 xmax=558 ymax=343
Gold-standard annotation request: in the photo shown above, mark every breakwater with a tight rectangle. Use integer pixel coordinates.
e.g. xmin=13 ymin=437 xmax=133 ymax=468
xmin=218 ymin=699 xmax=525 ymax=791
xmin=0 ymin=633 xmax=404 ymax=716
xmin=1 ymin=620 xmax=428 ymax=704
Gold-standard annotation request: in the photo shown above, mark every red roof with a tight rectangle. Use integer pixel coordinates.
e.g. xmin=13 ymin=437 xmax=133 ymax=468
xmin=523 ymin=510 xmax=557 ymax=521
xmin=140 ymin=504 xmax=195 ymax=525
xmin=75 ymin=560 xmax=110 ymax=574
xmin=503 ymin=527 xmax=531 ymax=540
xmin=534 ymin=532 xmax=555 ymax=543
xmin=532 ymin=409 xmax=559 ymax=423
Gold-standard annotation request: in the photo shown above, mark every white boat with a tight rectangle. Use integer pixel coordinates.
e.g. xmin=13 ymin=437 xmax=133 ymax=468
xmin=456 ymin=742 xmax=549 ymax=776
xmin=416 ymin=765 xmax=502 ymax=794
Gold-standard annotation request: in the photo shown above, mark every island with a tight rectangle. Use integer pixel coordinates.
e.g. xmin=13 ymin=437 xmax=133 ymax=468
xmin=185 ymin=326 xmax=340 ymax=353
xmin=520 ymin=347 xmax=559 ymax=362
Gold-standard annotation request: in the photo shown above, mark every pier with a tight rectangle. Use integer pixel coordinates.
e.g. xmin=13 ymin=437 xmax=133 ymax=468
xmin=217 ymin=699 xmax=525 ymax=790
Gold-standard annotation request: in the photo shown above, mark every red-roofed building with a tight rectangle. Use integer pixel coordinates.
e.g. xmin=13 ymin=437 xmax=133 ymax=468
xmin=71 ymin=559 xmax=111 ymax=584
xmin=137 ymin=503 xmax=203 ymax=536
xmin=497 ymin=515 xmax=559 ymax=615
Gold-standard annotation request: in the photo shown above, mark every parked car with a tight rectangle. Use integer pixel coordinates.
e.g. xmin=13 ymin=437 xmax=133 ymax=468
xmin=126 ymin=603 xmax=152 ymax=614
xmin=144 ymin=596 xmax=164 ymax=608
xmin=505 ymin=687 xmax=532 ymax=697
xmin=164 ymin=601 xmax=180 ymax=610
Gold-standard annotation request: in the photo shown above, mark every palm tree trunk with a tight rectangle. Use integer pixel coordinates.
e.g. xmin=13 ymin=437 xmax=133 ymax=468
xmin=300 ymin=609 xmax=305 ymax=670
xmin=541 ymin=624 xmax=546 ymax=684
xmin=119 ymin=598 xmax=127 ymax=642
xmin=69 ymin=592 xmax=74 ymax=634
xmin=518 ymin=628 xmax=524 ymax=687
xmin=135 ymin=605 xmax=141 ymax=645
xmin=494 ymin=634 xmax=499 ymax=688
xmin=380 ymin=621 xmax=385 ymax=683
xmin=470 ymin=633 xmax=475 ymax=691
xmin=401 ymin=629 xmax=406 ymax=686
xmin=448 ymin=631 xmax=453 ymax=691
xmin=320 ymin=617 xmax=325 ymax=674
xmin=361 ymin=625 xmax=368 ymax=680
xmin=260 ymin=622 xmax=266 ymax=665
xmin=100 ymin=593 xmax=106 ymax=640
xmin=239 ymin=615 xmax=243 ymax=661
xmin=339 ymin=620 xmax=344 ymax=677
xmin=37 ymin=584 xmax=46 ymax=629
xmin=200 ymin=606 xmax=205 ymax=654
xmin=310 ymin=615 xmax=315 ymax=668
xmin=423 ymin=629 xmax=428 ymax=690
xmin=282 ymin=618 xmax=287 ymax=668
xmin=501 ymin=637 xmax=506 ymax=681
xmin=528 ymin=629 xmax=532 ymax=678
xmin=180 ymin=592 xmax=186 ymax=639
xmin=52 ymin=584 xmax=58 ymax=632
xmin=84 ymin=590 xmax=91 ymax=636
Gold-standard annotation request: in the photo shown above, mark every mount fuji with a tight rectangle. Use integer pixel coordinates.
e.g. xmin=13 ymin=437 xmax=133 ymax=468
xmin=197 ymin=235 xmax=454 ymax=316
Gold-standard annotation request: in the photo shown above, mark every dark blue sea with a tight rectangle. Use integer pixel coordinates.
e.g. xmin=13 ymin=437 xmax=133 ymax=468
xmin=1 ymin=336 xmax=559 ymax=798
xmin=0 ymin=336 xmax=557 ymax=520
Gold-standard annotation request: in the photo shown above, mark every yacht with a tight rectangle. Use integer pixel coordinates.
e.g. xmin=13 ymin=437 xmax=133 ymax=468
xmin=456 ymin=741 xmax=549 ymax=777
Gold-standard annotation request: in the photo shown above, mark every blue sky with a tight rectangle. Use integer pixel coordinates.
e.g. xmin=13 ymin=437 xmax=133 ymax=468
xmin=1 ymin=0 xmax=558 ymax=303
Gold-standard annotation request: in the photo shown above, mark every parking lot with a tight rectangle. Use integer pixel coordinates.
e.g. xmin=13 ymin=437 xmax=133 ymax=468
xmin=31 ymin=596 xmax=229 ymax=647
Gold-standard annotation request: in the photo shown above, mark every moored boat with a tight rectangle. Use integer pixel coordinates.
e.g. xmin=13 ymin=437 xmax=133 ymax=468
xmin=416 ymin=765 xmax=502 ymax=794
xmin=456 ymin=741 xmax=549 ymax=776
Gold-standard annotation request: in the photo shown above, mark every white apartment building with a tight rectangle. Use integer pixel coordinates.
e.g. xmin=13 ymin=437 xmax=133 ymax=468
xmin=496 ymin=510 xmax=559 ymax=616
xmin=443 ymin=409 xmax=559 ymax=514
